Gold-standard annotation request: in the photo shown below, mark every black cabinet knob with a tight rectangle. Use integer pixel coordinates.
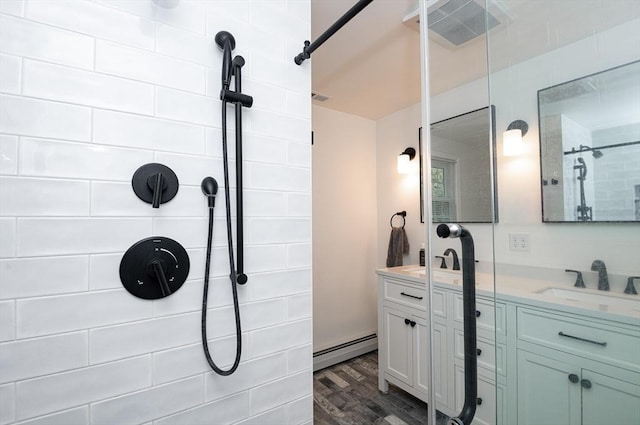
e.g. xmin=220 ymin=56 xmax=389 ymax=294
xmin=568 ymin=373 xmax=579 ymax=383
xmin=581 ymin=379 xmax=592 ymax=389
xmin=410 ymin=321 xmax=416 ymax=327
xmin=477 ymin=398 xmax=483 ymax=405
xmin=476 ymin=310 xmax=481 ymax=317
xmin=476 ymin=348 xmax=482 ymax=356
xmin=404 ymin=318 xmax=410 ymax=325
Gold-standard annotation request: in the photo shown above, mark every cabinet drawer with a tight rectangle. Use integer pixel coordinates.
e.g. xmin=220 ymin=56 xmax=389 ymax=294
xmin=384 ymin=278 xmax=426 ymax=310
xmin=517 ymin=307 xmax=640 ymax=370
xmin=454 ymin=329 xmax=506 ymax=376
xmin=454 ymin=364 xmax=500 ymax=425
xmin=454 ymin=295 xmax=506 ymax=336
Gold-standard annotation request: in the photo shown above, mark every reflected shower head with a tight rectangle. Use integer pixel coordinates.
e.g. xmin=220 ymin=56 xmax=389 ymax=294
xmin=578 ymin=144 xmax=604 ymax=159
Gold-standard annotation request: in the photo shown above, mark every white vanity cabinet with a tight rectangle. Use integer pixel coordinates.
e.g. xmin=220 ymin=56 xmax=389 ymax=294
xmin=377 ymin=268 xmax=640 ymax=425
xmin=377 ymin=271 xmax=502 ymax=425
xmin=377 ymin=275 xmax=432 ymax=401
xmin=514 ymin=306 xmax=640 ymax=425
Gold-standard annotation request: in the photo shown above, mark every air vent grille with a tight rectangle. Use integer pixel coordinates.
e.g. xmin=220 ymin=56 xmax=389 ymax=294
xmin=402 ymin=0 xmax=504 ymax=47
xmin=311 ymin=92 xmax=330 ymax=102
xmin=428 ymin=0 xmax=500 ymax=46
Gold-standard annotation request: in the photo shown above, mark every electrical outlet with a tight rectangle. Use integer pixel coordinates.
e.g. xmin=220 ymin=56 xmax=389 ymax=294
xmin=509 ymin=233 xmax=530 ymax=251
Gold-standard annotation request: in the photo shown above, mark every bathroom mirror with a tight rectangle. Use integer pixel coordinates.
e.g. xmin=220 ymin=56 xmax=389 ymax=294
xmin=420 ymin=105 xmax=498 ymax=223
xmin=538 ymin=60 xmax=640 ymax=222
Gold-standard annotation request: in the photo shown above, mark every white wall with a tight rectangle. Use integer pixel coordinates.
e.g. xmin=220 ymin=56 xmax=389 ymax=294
xmin=376 ymin=102 xmax=425 ymax=267
xmin=312 ymin=105 xmax=377 ymax=351
xmin=0 ymin=1 xmax=312 ymax=424
xmin=376 ymin=18 xmax=640 ymax=288
xmin=488 ymin=17 xmax=640 ymax=282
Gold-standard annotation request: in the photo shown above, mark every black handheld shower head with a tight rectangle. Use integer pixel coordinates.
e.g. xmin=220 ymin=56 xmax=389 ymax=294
xmin=201 ymin=177 xmax=219 ymax=208
xmin=215 ymin=31 xmax=236 ymax=90
xmin=575 ymin=157 xmax=587 ymax=180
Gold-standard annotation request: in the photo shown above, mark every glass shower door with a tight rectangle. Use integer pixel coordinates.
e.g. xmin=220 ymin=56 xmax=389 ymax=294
xmin=484 ymin=1 xmax=640 ymax=424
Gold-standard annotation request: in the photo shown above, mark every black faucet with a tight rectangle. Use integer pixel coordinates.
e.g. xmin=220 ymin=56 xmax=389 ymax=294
xmin=565 ymin=269 xmax=586 ymax=288
xmin=435 ymin=256 xmax=447 ymax=269
xmin=590 ymin=260 xmax=609 ymax=291
xmin=624 ymin=276 xmax=639 ymax=295
xmin=444 ymin=248 xmax=460 ymax=271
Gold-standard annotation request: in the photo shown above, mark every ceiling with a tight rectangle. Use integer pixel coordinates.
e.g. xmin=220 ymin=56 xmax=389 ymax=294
xmin=310 ymin=0 xmax=640 ymax=120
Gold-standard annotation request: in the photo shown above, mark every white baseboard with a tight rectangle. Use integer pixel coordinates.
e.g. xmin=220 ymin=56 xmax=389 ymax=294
xmin=313 ymin=335 xmax=377 ymax=372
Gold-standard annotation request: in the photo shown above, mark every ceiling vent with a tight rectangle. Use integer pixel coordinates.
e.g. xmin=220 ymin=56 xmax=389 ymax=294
xmin=312 ymin=92 xmax=330 ymax=102
xmin=403 ymin=0 xmax=505 ymax=47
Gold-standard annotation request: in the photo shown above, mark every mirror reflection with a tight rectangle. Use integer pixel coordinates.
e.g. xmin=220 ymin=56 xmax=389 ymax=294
xmin=538 ymin=60 xmax=640 ymax=222
xmin=420 ymin=106 xmax=497 ymax=223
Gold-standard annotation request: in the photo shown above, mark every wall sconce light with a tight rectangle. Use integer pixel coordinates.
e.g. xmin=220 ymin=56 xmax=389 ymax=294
xmin=397 ymin=147 xmax=416 ymax=174
xmin=503 ymin=120 xmax=529 ymax=156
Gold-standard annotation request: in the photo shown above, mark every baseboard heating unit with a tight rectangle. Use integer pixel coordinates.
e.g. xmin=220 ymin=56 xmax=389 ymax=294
xmin=313 ymin=334 xmax=377 ymax=371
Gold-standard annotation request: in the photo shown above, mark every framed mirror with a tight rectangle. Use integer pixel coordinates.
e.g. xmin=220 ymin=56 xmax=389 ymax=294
xmin=538 ymin=60 xmax=640 ymax=222
xmin=420 ymin=106 xmax=498 ymax=223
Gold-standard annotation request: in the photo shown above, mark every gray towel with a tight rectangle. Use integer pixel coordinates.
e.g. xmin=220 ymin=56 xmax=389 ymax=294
xmin=386 ymin=227 xmax=410 ymax=267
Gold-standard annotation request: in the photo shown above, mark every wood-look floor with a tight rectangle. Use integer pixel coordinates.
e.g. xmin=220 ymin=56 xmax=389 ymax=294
xmin=313 ymin=351 xmax=449 ymax=425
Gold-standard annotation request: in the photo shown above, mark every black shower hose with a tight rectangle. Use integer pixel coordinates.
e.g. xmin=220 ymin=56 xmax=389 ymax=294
xmin=201 ymin=100 xmax=242 ymax=376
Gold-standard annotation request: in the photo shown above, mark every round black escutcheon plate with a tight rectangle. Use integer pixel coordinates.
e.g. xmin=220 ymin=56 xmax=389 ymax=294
xmin=119 ymin=236 xmax=190 ymax=300
xmin=131 ymin=163 xmax=179 ymax=207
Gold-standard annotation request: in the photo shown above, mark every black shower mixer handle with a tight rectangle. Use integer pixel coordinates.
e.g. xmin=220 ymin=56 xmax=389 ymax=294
xmin=148 ymin=172 xmax=166 ymax=208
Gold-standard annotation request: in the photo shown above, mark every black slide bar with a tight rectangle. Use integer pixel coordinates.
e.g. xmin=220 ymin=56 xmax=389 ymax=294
xmin=437 ymin=223 xmax=478 ymax=425
xmin=294 ymin=0 xmax=374 ymax=65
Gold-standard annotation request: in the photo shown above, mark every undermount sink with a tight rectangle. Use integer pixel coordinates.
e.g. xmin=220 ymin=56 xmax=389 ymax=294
xmin=432 ymin=270 xmax=461 ymax=285
xmin=535 ymin=287 xmax=640 ymax=311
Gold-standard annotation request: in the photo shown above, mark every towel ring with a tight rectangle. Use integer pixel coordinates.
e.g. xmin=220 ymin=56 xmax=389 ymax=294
xmin=390 ymin=211 xmax=407 ymax=228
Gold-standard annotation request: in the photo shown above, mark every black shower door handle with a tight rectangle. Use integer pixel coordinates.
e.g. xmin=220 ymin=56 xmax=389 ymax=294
xmin=437 ymin=223 xmax=478 ymax=425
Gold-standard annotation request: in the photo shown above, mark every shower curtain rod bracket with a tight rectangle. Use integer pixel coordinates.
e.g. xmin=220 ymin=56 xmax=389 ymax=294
xmin=294 ymin=0 xmax=375 ymax=65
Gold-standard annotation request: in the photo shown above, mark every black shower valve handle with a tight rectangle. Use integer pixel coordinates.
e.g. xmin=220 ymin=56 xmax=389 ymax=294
xmin=148 ymin=172 xmax=166 ymax=208
xmin=132 ymin=163 xmax=178 ymax=209
xmin=148 ymin=259 xmax=172 ymax=297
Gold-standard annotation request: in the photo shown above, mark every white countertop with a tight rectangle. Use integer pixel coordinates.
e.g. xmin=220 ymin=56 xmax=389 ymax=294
xmin=377 ymin=265 xmax=640 ymax=327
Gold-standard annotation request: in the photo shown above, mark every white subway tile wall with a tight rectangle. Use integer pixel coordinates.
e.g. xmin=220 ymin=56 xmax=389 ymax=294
xmin=0 ymin=0 xmax=312 ymax=424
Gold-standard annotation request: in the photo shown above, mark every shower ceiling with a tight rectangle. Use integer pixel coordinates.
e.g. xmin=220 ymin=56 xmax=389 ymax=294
xmin=311 ymin=0 xmax=640 ymax=120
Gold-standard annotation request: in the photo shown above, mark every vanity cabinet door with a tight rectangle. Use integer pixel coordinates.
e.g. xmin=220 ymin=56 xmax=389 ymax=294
xmin=431 ymin=321 xmax=448 ymax=408
xmin=413 ymin=315 xmax=430 ymax=396
xmin=383 ymin=306 xmax=413 ymax=385
xmin=581 ymin=369 xmax=640 ymax=425
xmin=517 ymin=350 xmax=581 ymax=425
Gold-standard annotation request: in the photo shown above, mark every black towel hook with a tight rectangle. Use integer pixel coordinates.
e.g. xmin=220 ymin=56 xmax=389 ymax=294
xmin=390 ymin=211 xmax=407 ymax=228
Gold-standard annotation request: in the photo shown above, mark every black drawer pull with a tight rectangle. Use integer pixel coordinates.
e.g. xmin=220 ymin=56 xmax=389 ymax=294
xmin=558 ymin=332 xmax=607 ymax=347
xmin=400 ymin=292 xmax=423 ymax=300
